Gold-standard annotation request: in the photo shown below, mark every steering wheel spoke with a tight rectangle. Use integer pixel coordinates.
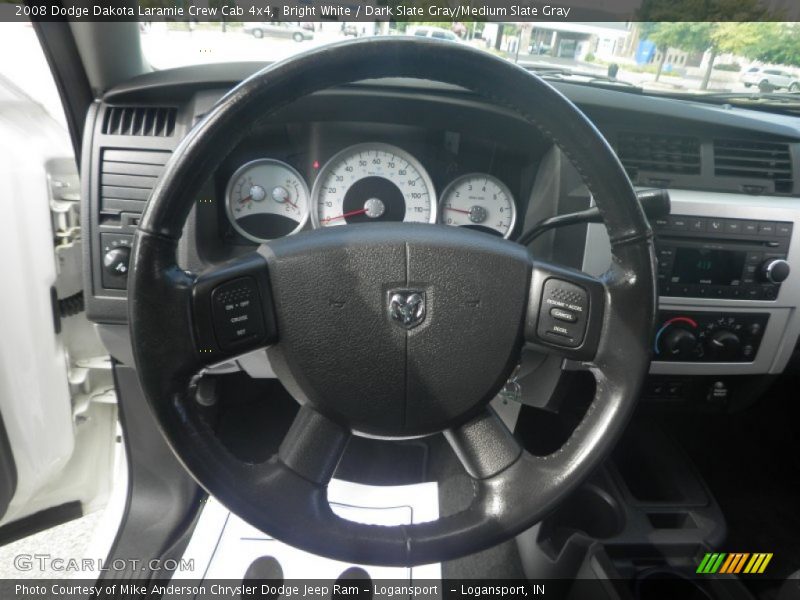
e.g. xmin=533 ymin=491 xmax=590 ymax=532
xmin=445 ymin=409 xmax=522 ymax=479
xmin=279 ymin=405 xmax=350 ymax=485
xmin=524 ymin=260 xmax=607 ymax=362
xmin=191 ymin=252 xmax=278 ymax=366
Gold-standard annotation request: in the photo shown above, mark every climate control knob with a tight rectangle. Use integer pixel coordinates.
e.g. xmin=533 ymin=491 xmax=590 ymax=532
xmin=706 ymin=330 xmax=741 ymax=361
xmin=661 ymin=328 xmax=698 ymax=360
xmin=760 ymin=259 xmax=790 ymax=284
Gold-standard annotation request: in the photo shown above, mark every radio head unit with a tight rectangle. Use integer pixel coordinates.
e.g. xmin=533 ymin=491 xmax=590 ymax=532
xmin=654 ymin=216 xmax=792 ymax=300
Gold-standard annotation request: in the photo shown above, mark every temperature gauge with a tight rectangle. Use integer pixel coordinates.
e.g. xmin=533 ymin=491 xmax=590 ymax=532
xmin=440 ymin=174 xmax=516 ymax=239
xmin=225 ymin=159 xmax=309 ymax=242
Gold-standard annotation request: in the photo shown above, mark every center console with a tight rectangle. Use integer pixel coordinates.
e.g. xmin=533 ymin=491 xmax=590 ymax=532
xmin=583 ymin=190 xmax=800 ymax=379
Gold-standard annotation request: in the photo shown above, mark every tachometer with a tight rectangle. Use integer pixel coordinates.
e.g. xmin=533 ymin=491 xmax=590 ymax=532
xmin=225 ymin=159 xmax=309 ymax=243
xmin=440 ymin=173 xmax=516 ymax=239
xmin=311 ymin=143 xmax=436 ymax=228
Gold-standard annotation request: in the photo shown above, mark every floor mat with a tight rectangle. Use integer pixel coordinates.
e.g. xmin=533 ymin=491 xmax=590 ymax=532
xmin=661 ymin=372 xmax=800 ymax=596
xmin=173 ymin=479 xmax=441 ymax=591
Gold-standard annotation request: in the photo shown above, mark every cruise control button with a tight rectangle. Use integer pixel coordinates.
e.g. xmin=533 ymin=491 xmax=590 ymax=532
xmin=537 ymin=278 xmax=589 ymax=349
xmin=211 ymin=277 xmax=265 ymax=351
xmin=550 ymin=307 xmax=577 ymax=323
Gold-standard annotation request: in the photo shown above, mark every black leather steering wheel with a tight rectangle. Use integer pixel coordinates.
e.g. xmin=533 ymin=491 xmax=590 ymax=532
xmin=129 ymin=38 xmax=656 ymax=567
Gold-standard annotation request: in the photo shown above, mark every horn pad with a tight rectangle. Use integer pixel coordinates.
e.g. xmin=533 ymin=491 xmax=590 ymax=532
xmin=261 ymin=223 xmax=531 ymax=437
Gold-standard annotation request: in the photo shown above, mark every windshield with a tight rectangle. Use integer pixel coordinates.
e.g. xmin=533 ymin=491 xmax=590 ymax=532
xmin=140 ymin=21 xmax=800 ymax=99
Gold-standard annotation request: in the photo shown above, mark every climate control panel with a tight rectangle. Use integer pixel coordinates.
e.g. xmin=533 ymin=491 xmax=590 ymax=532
xmin=654 ymin=311 xmax=769 ymax=362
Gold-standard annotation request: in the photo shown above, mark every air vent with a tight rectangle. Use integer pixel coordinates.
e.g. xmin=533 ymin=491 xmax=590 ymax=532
xmin=99 ymin=149 xmax=171 ymax=216
xmin=714 ymin=139 xmax=794 ymax=194
xmin=102 ymin=106 xmax=177 ymax=137
xmin=617 ymin=132 xmax=701 ymax=178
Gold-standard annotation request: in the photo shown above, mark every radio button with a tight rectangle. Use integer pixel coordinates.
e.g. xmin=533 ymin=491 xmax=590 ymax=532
xmin=759 ymin=222 xmax=776 ymax=235
xmin=744 ymin=287 xmax=761 ymax=299
xmin=689 ymin=218 xmax=706 ymax=231
xmin=669 ymin=216 xmax=689 ymax=231
xmin=746 ymin=252 xmax=763 ymax=265
xmin=653 ymin=218 xmax=670 ymax=229
xmin=776 ymin=223 xmax=792 ymax=237
xmin=761 ymin=286 xmax=779 ymax=300
xmin=725 ymin=220 xmax=742 ymax=234
xmin=743 ymin=221 xmax=759 ymax=235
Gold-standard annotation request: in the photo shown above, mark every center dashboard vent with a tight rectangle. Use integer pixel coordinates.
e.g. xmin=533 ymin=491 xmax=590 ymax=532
xmin=617 ymin=132 xmax=701 ymax=178
xmin=714 ymin=139 xmax=794 ymax=194
xmin=102 ymin=106 xmax=177 ymax=137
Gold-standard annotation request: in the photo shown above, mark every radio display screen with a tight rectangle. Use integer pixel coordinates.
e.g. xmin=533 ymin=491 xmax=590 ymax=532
xmin=673 ymin=248 xmax=746 ymax=285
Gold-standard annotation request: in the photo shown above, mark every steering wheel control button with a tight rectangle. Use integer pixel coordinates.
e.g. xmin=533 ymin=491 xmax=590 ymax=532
xmin=211 ymin=277 xmax=265 ymax=351
xmin=550 ymin=307 xmax=578 ymax=323
xmin=537 ymin=279 xmax=589 ymax=348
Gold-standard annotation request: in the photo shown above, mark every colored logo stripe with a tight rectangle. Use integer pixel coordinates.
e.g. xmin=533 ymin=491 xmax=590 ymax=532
xmin=744 ymin=553 xmax=773 ymax=574
xmin=719 ymin=553 xmax=749 ymax=573
xmin=697 ymin=553 xmax=726 ymax=574
xmin=699 ymin=552 xmax=773 ymax=574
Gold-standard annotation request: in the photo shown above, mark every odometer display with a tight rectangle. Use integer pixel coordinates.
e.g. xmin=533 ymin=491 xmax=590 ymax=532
xmin=311 ymin=143 xmax=437 ymax=228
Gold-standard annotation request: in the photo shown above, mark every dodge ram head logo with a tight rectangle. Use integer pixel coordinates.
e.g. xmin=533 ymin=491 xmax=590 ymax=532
xmin=388 ymin=290 xmax=426 ymax=329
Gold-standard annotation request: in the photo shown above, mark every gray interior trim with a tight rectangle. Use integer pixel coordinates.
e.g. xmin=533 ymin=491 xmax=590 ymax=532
xmin=69 ymin=20 xmax=150 ymax=94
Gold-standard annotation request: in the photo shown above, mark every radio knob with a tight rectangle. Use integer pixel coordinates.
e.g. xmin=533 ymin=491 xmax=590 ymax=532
xmin=706 ymin=330 xmax=741 ymax=361
xmin=760 ymin=259 xmax=790 ymax=284
xmin=661 ymin=328 xmax=698 ymax=359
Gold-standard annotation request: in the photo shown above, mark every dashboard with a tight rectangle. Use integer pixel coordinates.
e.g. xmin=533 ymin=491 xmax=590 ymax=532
xmin=81 ymin=63 xmax=800 ymax=408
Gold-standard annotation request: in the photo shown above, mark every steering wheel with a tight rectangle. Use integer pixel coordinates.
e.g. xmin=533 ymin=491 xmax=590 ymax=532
xmin=129 ymin=38 xmax=655 ymax=567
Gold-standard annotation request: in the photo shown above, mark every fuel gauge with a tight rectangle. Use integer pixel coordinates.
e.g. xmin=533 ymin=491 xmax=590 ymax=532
xmin=225 ymin=159 xmax=309 ymax=242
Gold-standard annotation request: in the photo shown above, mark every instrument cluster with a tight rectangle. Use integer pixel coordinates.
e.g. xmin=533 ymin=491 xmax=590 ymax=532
xmin=223 ymin=141 xmax=519 ymax=243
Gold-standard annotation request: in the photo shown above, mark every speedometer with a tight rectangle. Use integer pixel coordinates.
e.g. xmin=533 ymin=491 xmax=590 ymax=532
xmin=310 ymin=143 xmax=436 ymax=228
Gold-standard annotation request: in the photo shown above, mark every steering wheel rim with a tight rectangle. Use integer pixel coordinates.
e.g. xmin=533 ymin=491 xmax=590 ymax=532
xmin=129 ymin=38 xmax=656 ymax=566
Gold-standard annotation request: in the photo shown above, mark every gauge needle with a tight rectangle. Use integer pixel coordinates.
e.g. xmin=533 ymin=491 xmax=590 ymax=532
xmin=445 ymin=206 xmax=471 ymax=215
xmin=322 ymin=208 xmax=368 ymax=223
xmin=240 ymin=195 xmax=252 ymax=205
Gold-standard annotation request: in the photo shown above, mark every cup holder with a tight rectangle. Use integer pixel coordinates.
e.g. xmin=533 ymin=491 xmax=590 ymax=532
xmin=634 ymin=567 xmax=713 ymax=600
xmin=540 ymin=484 xmax=625 ymax=551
